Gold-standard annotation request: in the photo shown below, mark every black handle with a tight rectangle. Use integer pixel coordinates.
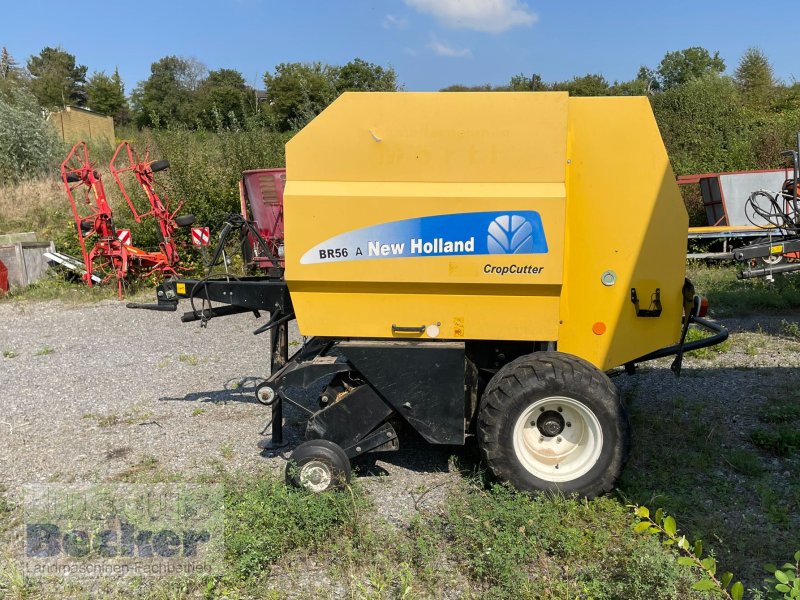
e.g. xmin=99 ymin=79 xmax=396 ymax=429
xmin=392 ymin=324 xmax=425 ymax=334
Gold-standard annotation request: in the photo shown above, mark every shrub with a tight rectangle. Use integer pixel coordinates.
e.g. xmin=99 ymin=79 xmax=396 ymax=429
xmin=0 ymin=88 xmax=61 ymax=182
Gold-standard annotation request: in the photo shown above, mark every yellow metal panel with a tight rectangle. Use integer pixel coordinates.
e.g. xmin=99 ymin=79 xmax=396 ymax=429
xmin=284 ymin=92 xmax=688 ymax=368
xmin=286 ymin=92 xmax=568 ymax=183
xmin=558 ymin=97 xmax=688 ymax=369
xmin=285 ymin=92 xmax=570 ymax=342
xmin=291 ymin=291 xmax=561 ymax=341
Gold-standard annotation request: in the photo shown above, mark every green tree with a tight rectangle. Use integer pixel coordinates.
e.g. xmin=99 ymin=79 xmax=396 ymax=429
xmin=656 ymin=47 xmax=725 ymax=90
xmin=263 ymin=62 xmax=337 ymax=131
xmin=195 ymin=68 xmax=250 ymax=129
xmin=507 ymin=73 xmax=546 ymax=91
xmin=86 ymin=68 xmax=129 ymax=124
xmin=0 ymin=47 xmax=26 ymax=96
xmin=439 ymin=83 xmax=494 ymax=92
xmin=652 ymin=74 xmax=750 ymax=176
xmin=608 ymin=78 xmax=650 ymax=96
xmin=734 ymin=47 xmax=775 ymax=106
xmin=131 ymin=56 xmax=206 ymax=128
xmin=26 ymin=46 xmax=87 ymax=109
xmin=552 ymin=73 xmax=610 ymax=96
xmin=334 ymin=58 xmax=398 ymax=93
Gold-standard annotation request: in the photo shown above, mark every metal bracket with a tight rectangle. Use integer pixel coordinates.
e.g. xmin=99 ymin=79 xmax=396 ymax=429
xmin=343 ymin=423 xmax=399 ymax=458
xmin=631 ymin=287 xmax=662 ymax=317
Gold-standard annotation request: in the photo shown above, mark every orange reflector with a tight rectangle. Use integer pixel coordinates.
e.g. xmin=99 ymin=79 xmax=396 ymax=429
xmin=697 ymin=297 xmax=709 ymax=318
xmin=592 ymin=322 xmax=607 ymax=335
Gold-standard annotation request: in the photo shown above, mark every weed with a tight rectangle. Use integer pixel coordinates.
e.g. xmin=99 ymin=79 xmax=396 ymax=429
xmin=757 ymin=483 xmax=791 ymax=528
xmin=220 ymin=444 xmax=235 ymax=460
xmin=780 ymin=319 xmax=800 ymax=339
xmin=224 ymin=474 xmax=367 ymax=578
xmin=751 ymin=427 xmax=800 ymax=457
xmin=684 ymin=326 xmax=732 ymax=359
xmin=619 ymin=395 xmax=797 ymax=589
xmin=751 ymin=398 xmax=800 ymax=457
xmin=112 ymin=455 xmax=179 ymax=483
xmin=724 ymin=448 xmax=763 ymax=477
xmin=192 ymin=407 xmax=206 ymax=416
xmin=82 ymin=412 xmax=120 ymax=428
xmin=34 ymin=345 xmax=54 ymax=356
xmin=632 ymin=506 xmax=744 ymax=599
xmin=441 ymin=480 xmax=698 ymax=599
xmin=179 ymin=353 xmax=199 ymax=366
xmin=2 ymin=350 xmax=17 ymax=358
xmin=156 ymin=357 xmax=170 ymax=368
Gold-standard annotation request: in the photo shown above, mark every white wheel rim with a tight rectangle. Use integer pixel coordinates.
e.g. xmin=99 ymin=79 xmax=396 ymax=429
xmin=299 ymin=460 xmax=333 ymax=492
xmin=512 ymin=396 xmax=603 ymax=483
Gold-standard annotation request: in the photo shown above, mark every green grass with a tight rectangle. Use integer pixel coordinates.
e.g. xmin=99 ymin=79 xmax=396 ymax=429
xmin=780 ymin=318 xmax=800 ymax=338
xmin=2 ymin=350 xmax=17 ymax=358
xmin=440 ymin=482 xmax=699 ymax=599
xmin=687 ymin=263 xmax=800 ymax=316
xmin=684 ymin=324 xmax=732 ymax=359
xmin=0 ymin=267 xmax=164 ymax=305
xmin=223 ymin=474 xmax=367 ymax=580
xmin=34 ymin=345 xmax=54 ymax=356
xmin=81 ymin=412 xmax=120 ymax=427
xmin=750 ymin=395 xmax=800 ymax=458
xmin=179 ymin=353 xmax=199 ymax=366
xmin=0 ymin=468 xmax=717 ymax=599
xmin=619 ymin=390 xmax=800 ymax=591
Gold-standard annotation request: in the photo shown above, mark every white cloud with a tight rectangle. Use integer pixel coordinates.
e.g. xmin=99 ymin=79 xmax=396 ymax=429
xmin=382 ymin=14 xmax=408 ymax=29
xmin=405 ymin=0 xmax=537 ymax=33
xmin=427 ymin=37 xmax=472 ymax=58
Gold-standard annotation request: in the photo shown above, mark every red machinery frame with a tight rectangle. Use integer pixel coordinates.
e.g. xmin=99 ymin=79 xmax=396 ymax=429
xmin=110 ymin=141 xmax=194 ymax=269
xmin=60 ymin=142 xmax=175 ymax=298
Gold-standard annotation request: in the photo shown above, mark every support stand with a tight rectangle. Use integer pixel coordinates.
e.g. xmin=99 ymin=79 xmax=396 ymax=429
xmin=258 ymin=319 xmax=290 ymax=451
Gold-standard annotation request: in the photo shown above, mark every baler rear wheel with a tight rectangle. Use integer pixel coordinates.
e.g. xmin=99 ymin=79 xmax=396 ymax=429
xmin=285 ymin=439 xmax=351 ymax=493
xmin=754 ymin=237 xmax=785 ymax=266
xmin=477 ymin=351 xmax=629 ymax=498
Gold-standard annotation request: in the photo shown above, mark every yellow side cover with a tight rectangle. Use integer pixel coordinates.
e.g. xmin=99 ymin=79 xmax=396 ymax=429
xmin=284 ymin=92 xmax=687 ymax=370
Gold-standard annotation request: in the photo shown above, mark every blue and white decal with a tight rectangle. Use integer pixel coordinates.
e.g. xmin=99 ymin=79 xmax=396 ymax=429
xmin=300 ymin=211 xmax=547 ymax=264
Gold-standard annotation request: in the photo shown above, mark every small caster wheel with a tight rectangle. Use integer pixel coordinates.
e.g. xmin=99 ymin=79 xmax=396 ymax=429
xmin=255 ymin=382 xmax=278 ymax=406
xmin=285 ymin=440 xmax=351 ymax=493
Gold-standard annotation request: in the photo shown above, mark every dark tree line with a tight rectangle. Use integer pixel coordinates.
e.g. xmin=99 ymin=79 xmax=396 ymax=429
xmin=0 ymin=46 xmax=399 ymax=131
xmin=3 ymin=42 xmax=800 ymax=185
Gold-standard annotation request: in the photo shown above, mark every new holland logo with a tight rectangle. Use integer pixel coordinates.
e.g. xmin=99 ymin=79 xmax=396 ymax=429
xmin=487 ymin=215 xmax=534 ymax=254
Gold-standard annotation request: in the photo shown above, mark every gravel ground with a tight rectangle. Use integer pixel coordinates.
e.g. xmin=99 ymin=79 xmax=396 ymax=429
xmin=0 ymin=298 xmax=459 ymax=525
xmin=0 ymin=299 xmax=798 ymax=525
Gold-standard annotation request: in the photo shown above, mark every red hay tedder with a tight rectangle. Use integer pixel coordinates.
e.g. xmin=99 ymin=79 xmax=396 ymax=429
xmin=60 ymin=141 xmax=195 ymax=297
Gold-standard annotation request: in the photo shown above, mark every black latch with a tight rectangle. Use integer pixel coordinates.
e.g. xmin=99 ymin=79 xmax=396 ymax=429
xmin=631 ymin=287 xmax=662 ymax=317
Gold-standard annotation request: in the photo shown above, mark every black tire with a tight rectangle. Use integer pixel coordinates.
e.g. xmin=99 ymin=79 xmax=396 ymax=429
xmin=477 ymin=351 xmax=629 ymax=498
xmin=174 ymin=214 xmax=196 ymax=227
xmin=65 ymin=173 xmax=81 ymax=183
xmin=285 ymin=440 xmax=351 ymax=492
xmin=149 ymin=159 xmax=170 ymax=173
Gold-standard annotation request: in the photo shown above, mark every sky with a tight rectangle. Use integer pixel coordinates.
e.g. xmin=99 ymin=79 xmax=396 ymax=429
xmin=2 ymin=0 xmax=800 ymax=93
